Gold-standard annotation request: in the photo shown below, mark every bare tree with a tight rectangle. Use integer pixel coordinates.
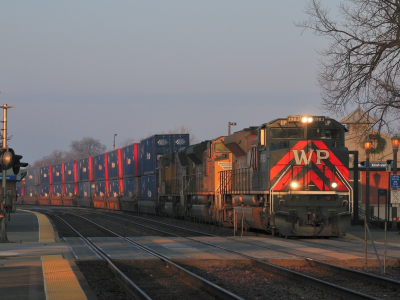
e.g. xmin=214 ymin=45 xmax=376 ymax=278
xmin=297 ymin=0 xmax=400 ymax=132
xmin=119 ymin=137 xmax=135 ymax=147
xmin=32 ymin=150 xmax=68 ymax=167
xmin=70 ymin=136 xmax=106 ymax=159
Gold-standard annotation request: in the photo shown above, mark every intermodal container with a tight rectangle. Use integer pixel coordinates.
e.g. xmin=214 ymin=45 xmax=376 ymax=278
xmin=52 ymin=184 xmax=63 ymax=197
xmin=122 ymin=143 xmax=140 ymax=177
xmin=140 ymin=174 xmax=157 ymax=201
xmin=64 ymin=161 xmax=77 ymax=183
xmin=93 ymin=153 xmax=107 ymax=180
xmin=78 ymin=157 xmax=92 ymax=182
xmin=107 ymin=149 xmax=121 ymax=180
xmin=78 ymin=181 xmax=91 ymax=198
xmin=140 ymin=134 xmax=189 ymax=175
xmin=26 ymin=186 xmax=39 ymax=197
xmin=108 ymin=180 xmax=120 ymax=197
xmin=22 ymin=168 xmax=38 ymax=186
xmin=94 ymin=181 xmax=107 ymax=197
xmin=65 ymin=183 xmax=76 ymax=197
xmin=39 ymin=166 xmax=51 ymax=185
xmin=51 ymin=163 xmax=63 ymax=184
xmin=122 ymin=177 xmax=137 ymax=198
xmin=40 ymin=185 xmax=51 ymax=197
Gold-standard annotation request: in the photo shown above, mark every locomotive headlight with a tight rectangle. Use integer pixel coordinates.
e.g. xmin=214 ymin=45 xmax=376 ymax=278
xmin=307 ymin=117 xmax=313 ymax=123
xmin=331 ymin=182 xmax=338 ymax=189
xmin=290 ymin=181 xmax=299 ymax=189
xmin=301 ymin=117 xmax=308 ymax=123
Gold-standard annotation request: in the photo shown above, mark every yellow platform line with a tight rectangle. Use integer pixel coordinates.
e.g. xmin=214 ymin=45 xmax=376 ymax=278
xmin=42 ymin=255 xmax=87 ymax=300
xmin=19 ymin=209 xmax=55 ymax=243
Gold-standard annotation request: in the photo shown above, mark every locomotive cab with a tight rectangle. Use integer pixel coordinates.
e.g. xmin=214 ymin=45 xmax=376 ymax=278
xmin=221 ymin=116 xmax=351 ymax=237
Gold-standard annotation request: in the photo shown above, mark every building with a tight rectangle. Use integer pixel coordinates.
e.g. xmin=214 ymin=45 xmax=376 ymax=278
xmin=341 ymin=108 xmax=398 ymax=222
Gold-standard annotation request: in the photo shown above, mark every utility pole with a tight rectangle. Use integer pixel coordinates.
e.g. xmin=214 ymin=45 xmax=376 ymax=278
xmin=1 ymin=103 xmax=14 ymax=243
xmin=228 ymin=122 xmax=236 ymax=136
xmin=113 ymin=134 xmax=117 ymax=151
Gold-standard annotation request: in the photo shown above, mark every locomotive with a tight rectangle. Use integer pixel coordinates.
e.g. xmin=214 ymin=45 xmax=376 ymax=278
xmin=158 ymin=115 xmax=351 ymax=237
xmin=17 ymin=115 xmax=352 ymax=237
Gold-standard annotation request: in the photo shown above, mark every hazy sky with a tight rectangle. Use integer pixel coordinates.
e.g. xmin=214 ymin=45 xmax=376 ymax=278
xmin=1 ymin=1 xmax=341 ymax=164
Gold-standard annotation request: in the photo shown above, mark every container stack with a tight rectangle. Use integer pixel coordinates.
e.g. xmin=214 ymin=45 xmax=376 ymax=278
xmin=17 ymin=133 xmax=190 ymax=210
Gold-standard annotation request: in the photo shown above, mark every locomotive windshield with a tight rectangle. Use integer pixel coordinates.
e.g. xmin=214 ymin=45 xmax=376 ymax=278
xmin=270 ymin=128 xmax=304 ymax=139
xmin=214 ymin=143 xmax=230 ymax=152
xmin=310 ymin=128 xmax=340 ymax=139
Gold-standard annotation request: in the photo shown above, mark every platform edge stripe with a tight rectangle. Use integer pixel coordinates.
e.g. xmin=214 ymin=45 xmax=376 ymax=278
xmin=41 ymin=255 xmax=87 ymax=300
xmin=20 ymin=209 xmax=55 ymax=242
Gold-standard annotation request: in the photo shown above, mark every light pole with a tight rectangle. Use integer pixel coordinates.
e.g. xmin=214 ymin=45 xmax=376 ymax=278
xmin=113 ymin=134 xmax=117 ymax=151
xmin=1 ymin=104 xmax=14 ymax=243
xmin=228 ymin=122 xmax=236 ymax=136
xmin=364 ymin=137 xmax=372 ymax=224
xmin=391 ymin=135 xmax=399 ymax=223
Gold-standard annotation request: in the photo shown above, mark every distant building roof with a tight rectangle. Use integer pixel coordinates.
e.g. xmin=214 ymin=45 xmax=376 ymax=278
xmin=340 ymin=107 xmax=377 ymax=124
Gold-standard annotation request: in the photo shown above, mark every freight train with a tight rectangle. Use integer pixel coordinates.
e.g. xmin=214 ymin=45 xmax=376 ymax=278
xmin=17 ymin=115 xmax=352 ymax=237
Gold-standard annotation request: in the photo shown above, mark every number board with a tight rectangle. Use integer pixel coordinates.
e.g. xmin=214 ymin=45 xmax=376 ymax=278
xmin=314 ymin=116 xmax=325 ymax=122
xmin=287 ymin=116 xmax=301 ymax=122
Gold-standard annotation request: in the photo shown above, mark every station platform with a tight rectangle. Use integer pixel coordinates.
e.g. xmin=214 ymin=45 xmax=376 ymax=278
xmin=0 ymin=210 xmax=96 ymax=300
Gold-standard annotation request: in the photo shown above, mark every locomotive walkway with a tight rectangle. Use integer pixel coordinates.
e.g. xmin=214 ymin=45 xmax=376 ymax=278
xmin=0 ymin=209 xmax=399 ymax=299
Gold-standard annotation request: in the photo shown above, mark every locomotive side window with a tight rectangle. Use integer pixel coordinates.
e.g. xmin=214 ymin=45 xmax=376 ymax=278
xmin=310 ymin=128 xmax=340 ymax=139
xmin=270 ymin=128 xmax=303 ymax=139
xmin=214 ymin=143 xmax=230 ymax=153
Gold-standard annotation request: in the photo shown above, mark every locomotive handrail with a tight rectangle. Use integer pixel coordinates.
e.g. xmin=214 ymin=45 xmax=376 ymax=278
xmin=215 ymin=170 xmax=231 ymax=193
xmin=335 ymin=166 xmax=353 ymax=215
xmin=269 ymin=165 xmax=292 ymax=215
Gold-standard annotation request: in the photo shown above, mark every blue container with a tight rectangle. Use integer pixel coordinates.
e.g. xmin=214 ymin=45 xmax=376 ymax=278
xmin=94 ymin=181 xmax=107 ymax=197
xmin=64 ymin=161 xmax=76 ymax=183
xmin=140 ymin=174 xmax=157 ymax=201
xmin=65 ymin=183 xmax=76 ymax=197
xmin=26 ymin=186 xmax=39 ymax=197
xmin=52 ymin=184 xmax=63 ymax=197
xmin=123 ymin=177 xmax=137 ymax=198
xmin=108 ymin=180 xmax=120 ymax=197
xmin=107 ymin=150 xmax=120 ymax=179
xmin=79 ymin=158 xmax=91 ymax=182
xmin=140 ymin=134 xmax=189 ymax=175
xmin=93 ymin=154 xmax=106 ymax=180
xmin=40 ymin=185 xmax=51 ymax=197
xmin=40 ymin=166 xmax=50 ymax=185
xmin=22 ymin=168 xmax=38 ymax=186
xmin=78 ymin=181 xmax=91 ymax=198
xmin=52 ymin=163 xmax=63 ymax=184
xmin=122 ymin=143 xmax=141 ymax=177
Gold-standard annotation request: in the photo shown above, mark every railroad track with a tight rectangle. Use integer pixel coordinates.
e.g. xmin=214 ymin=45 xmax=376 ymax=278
xmin=44 ymin=210 xmax=244 ymax=300
xmin=72 ymin=208 xmax=400 ymax=300
xmin=30 ymin=207 xmax=400 ymax=299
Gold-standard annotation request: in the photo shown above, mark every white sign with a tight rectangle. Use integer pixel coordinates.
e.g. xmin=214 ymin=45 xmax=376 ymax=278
xmin=391 ymin=190 xmax=400 ymax=204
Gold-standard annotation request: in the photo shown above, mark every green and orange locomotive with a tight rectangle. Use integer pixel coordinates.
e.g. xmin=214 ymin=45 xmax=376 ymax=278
xmin=159 ymin=115 xmax=351 ymax=237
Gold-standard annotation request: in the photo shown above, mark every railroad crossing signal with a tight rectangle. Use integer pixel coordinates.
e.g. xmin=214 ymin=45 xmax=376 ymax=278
xmin=0 ymin=148 xmax=27 ymax=175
